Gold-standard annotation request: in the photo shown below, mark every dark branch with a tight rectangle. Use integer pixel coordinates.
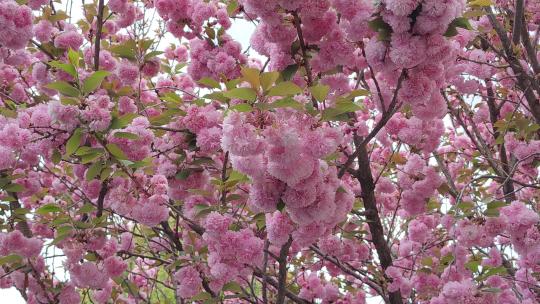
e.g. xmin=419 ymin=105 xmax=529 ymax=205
xmin=93 ymin=0 xmax=105 ymax=70
xmin=276 ymin=237 xmax=292 ymax=304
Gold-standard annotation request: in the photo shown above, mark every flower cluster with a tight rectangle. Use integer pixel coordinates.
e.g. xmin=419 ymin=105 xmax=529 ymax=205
xmin=0 ymin=1 xmax=33 ymax=50
xmin=202 ymin=212 xmax=264 ymax=292
xmin=223 ymin=110 xmax=354 ymax=246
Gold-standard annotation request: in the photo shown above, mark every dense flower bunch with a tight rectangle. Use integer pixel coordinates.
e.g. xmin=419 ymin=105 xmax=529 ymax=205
xmin=0 ymin=0 xmax=539 ymax=303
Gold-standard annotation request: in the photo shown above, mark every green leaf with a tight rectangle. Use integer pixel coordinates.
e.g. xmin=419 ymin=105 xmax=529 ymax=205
xmin=139 ymin=39 xmax=154 ymax=52
xmin=230 ymin=103 xmax=253 ymax=112
xmin=253 ymin=212 xmax=266 ymax=230
xmin=52 ymin=231 xmax=72 ymax=245
xmin=106 ymin=143 xmax=128 ymax=160
xmin=440 ymin=254 xmax=455 ymax=267
xmin=175 ymin=169 xmax=192 ymax=180
xmin=48 ymin=61 xmax=77 ymax=78
xmin=3 ymin=183 xmax=25 ymax=192
xmin=277 ymin=200 xmax=285 ymax=211
xmin=110 ymin=113 xmax=138 ymax=129
xmin=485 ymin=200 xmax=506 ymax=217
xmin=260 ymin=71 xmax=280 ymax=91
xmin=36 ymin=204 xmax=62 ymax=214
xmin=309 ymin=84 xmax=330 ymax=102
xmin=482 ymin=287 xmax=501 ymax=293
xmin=226 ymin=194 xmax=244 ymax=202
xmin=321 ymin=101 xmax=362 ymax=121
xmin=194 ymin=204 xmax=212 ymax=219
xmin=227 ymin=0 xmax=238 ymax=15
xmin=13 ymin=208 xmax=30 ymax=215
xmin=144 ymin=50 xmax=163 ymax=60
xmin=0 ymin=254 xmax=22 ymax=265
xmin=269 ymin=97 xmax=303 ymax=110
xmin=114 ymin=132 xmax=140 ymax=140
xmin=80 ymin=152 xmax=101 ymax=164
xmin=267 ymin=81 xmax=303 ymax=97
xmin=223 ymin=88 xmax=257 ymax=101
xmin=228 ymin=170 xmax=249 ymax=183
xmin=222 ymin=281 xmax=243 ymax=293
xmin=49 ymin=11 xmax=70 ymax=22
xmin=368 ymin=17 xmax=393 ymax=41
xmin=46 ymin=81 xmax=80 ymax=97
xmin=421 ymin=257 xmax=433 ymax=267
xmin=444 ymin=17 xmax=473 ymax=37
xmin=82 ymin=71 xmax=110 ymax=94
xmin=60 ymin=97 xmax=79 ymax=106
xmin=65 ymin=128 xmax=83 ymax=156
xmin=191 ymin=292 xmax=213 ymax=301
xmin=100 ymin=167 xmax=113 ymax=181
xmin=109 ymin=40 xmax=137 ymax=60
xmin=346 ymin=89 xmax=370 ymax=99
xmin=241 ymin=67 xmax=261 ymax=89
xmin=160 ymin=92 xmax=183 ymax=104
xmin=52 ymin=149 xmax=61 ymax=164
xmin=476 ymin=266 xmax=507 ymax=282
xmin=198 ymin=77 xmax=221 ymax=89
xmin=68 ymin=49 xmax=80 ymax=67
xmin=86 ymin=162 xmax=103 ymax=181
xmin=456 ymin=201 xmax=474 ymax=213
xmin=77 ymin=203 xmax=96 ymax=214
xmin=465 ymin=259 xmax=480 ymax=273
xmin=469 ymin=0 xmax=492 ymax=6
xmin=281 ymin=64 xmax=298 ymax=81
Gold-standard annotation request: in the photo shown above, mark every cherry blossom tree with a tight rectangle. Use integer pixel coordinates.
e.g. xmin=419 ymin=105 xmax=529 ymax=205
xmin=0 ymin=0 xmax=539 ymax=303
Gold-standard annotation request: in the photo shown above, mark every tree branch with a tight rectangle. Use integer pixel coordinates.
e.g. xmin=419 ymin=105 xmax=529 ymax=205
xmin=95 ymin=181 xmax=108 ymax=218
xmin=354 ymin=143 xmax=403 ymax=304
xmin=338 ymin=70 xmax=406 ymax=178
xmin=486 ymin=9 xmax=540 ymax=125
xmin=276 ymin=237 xmax=292 ymax=304
xmin=310 ymin=245 xmax=388 ymax=302
xmin=512 ymin=0 xmax=524 ymax=45
xmin=485 ymin=80 xmax=517 ymax=203
xmin=253 ymin=269 xmax=310 ymax=304
xmin=93 ymin=0 xmax=105 ymax=70
xmin=291 ymin=11 xmax=317 ymax=108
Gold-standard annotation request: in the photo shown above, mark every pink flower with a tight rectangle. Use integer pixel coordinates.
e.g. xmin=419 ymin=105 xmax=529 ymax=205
xmin=266 ymin=211 xmax=294 ymax=246
xmin=104 ymin=256 xmax=127 ymax=278
xmin=222 ymin=112 xmax=265 ymax=157
xmin=196 ymin=126 xmax=222 ymax=153
xmin=384 ymin=0 xmax=421 ymax=16
xmin=131 ymin=195 xmax=170 ymax=227
xmin=204 ymin=212 xmax=232 ymax=235
xmin=0 ymin=230 xmax=43 ymax=258
xmin=59 ymin=284 xmax=80 ymax=304
xmin=0 ymin=1 xmax=33 ymax=49
xmin=108 ymin=0 xmax=128 ymax=13
xmin=174 ymin=266 xmax=202 ymax=299
xmin=118 ymin=60 xmax=139 ymax=85
xmin=389 ymin=33 xmax=427 ymax=68
xmin=408 ymin=219 xmax=429 ymax=243
xmin=70 ymin=262 xmax=109 ymax=289
xmin=0 ymin=146 xmax=15 ymax=170
xmin=34 ymin=20 xmax=55 ymax=43
xmin=501 ymin=201 xmax=539 ymax=236
xmin=54 ymin=30 xmax=84 ymax=50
